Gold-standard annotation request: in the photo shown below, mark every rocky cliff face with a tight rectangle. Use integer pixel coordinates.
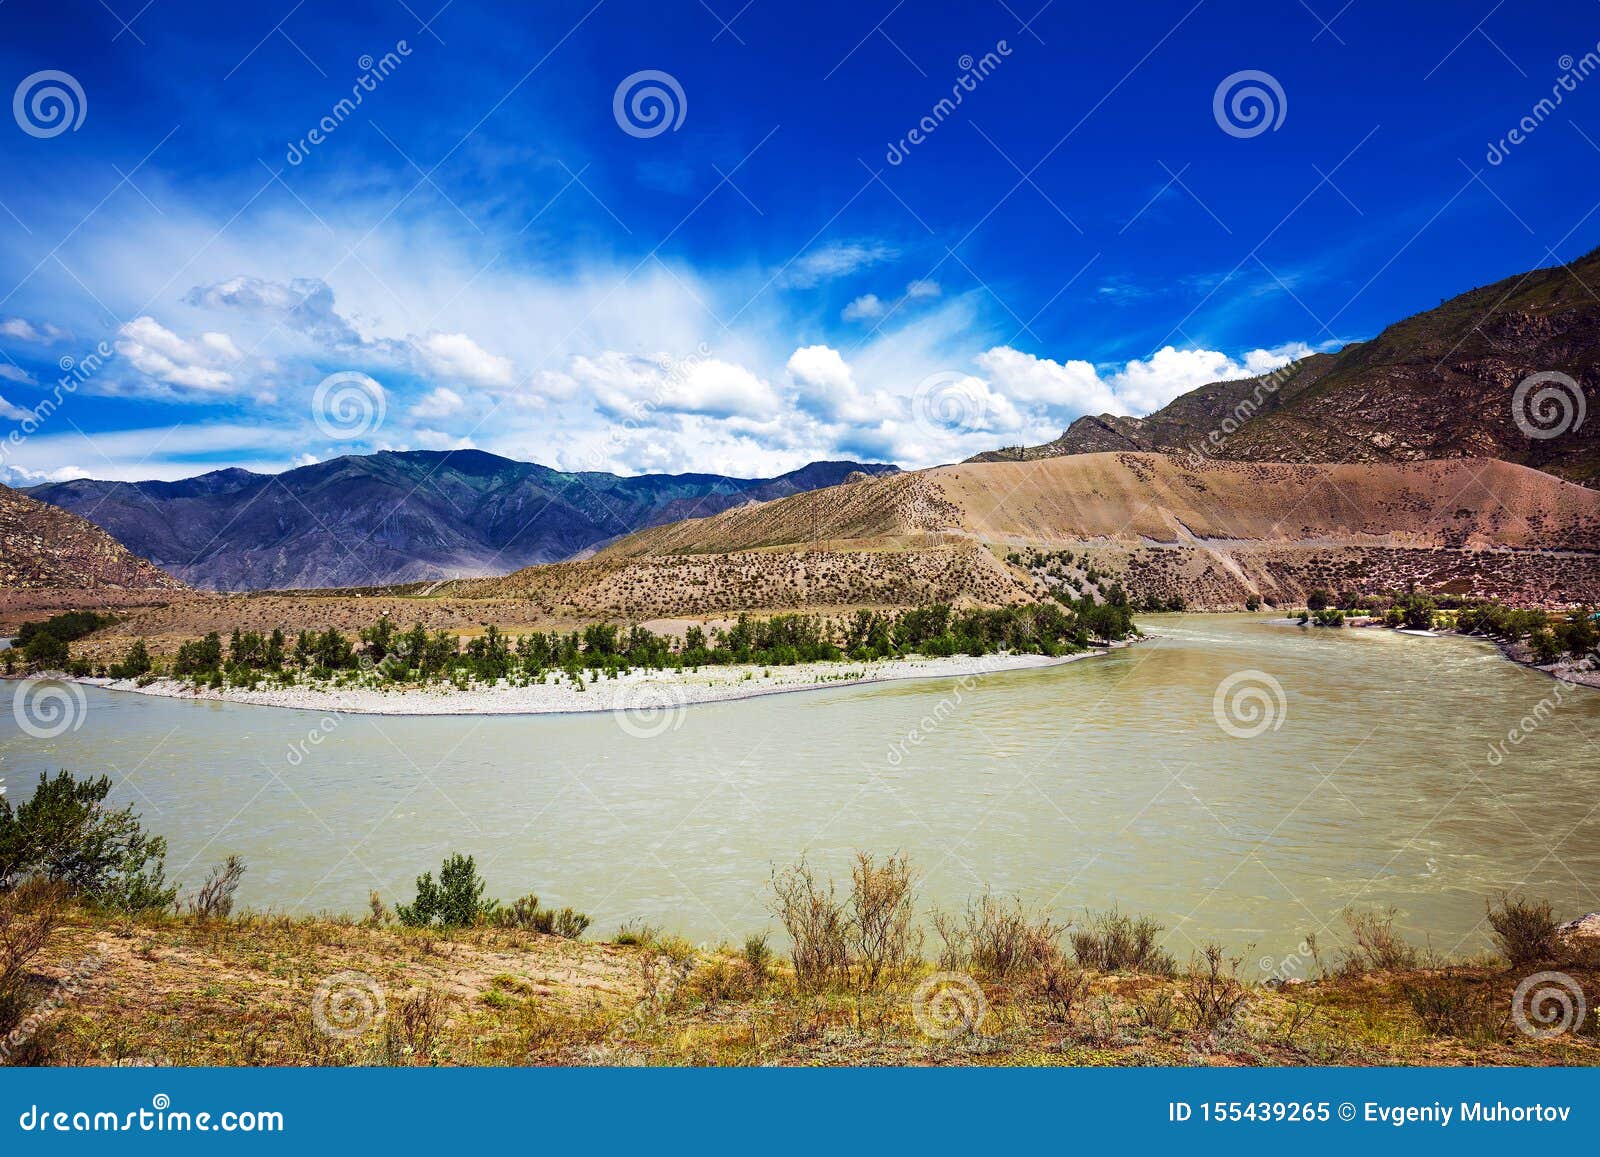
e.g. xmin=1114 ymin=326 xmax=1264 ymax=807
xmin=0 ymin=484 xmax=185 ymax=590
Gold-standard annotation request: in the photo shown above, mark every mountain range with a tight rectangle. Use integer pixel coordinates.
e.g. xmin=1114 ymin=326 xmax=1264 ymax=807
xmin=971 ymin=248 xmax=1600 ymax=485
xmin=25 ymin=452 xmax=897 ymax=591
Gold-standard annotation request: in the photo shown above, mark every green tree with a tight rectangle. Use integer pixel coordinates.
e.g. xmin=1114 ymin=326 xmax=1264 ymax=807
xmin=110 ymin=639 xmax=152 ymax=679
xmin=1529 ymin=629 xmax=1561 ymax=665
xmin=396 ymin=853 xmax=492 ymax=928
xmin=0 ymin=771 xmax=175 ymax=912
xmin=22 ymin=631 xmax=69 ymax=671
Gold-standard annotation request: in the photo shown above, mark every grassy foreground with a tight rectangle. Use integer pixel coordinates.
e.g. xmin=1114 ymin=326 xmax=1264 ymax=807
xmin=7 ymin=893 xmax=1599 ymax=1068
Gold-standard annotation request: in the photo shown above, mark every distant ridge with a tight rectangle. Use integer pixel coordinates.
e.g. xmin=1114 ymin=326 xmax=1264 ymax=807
xmin=25 ymin=451 xmax=899 ymax=591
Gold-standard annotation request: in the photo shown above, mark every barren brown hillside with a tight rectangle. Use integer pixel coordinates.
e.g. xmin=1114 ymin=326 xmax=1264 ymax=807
xmin=60 ymin=454 xmax=1600 ymax=647
xmin=458 ymin=453 xmax=1600 ymax=614
xmin=0 ymin=483 xmax=184 ymax=592
xmin=604 ymin=453 xmax=1600 ymax=554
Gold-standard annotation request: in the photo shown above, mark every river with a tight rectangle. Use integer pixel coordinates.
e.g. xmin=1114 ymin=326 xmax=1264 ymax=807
xmin=4 ymin=615 xmax=1596 ymax=968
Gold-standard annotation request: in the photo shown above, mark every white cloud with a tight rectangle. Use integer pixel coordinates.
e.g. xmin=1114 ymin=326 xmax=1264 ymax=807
xmin=976 ymin=347 xmax=1120 ymax=414
xmin=114 ymin=316 xmax=242 ymax=394
xmin=0 ymin=463 xmax=90 ymax=487
xmin=778 ymin=241 xmax=896 ymax=288
xmin=904 ymin=278 xmax=941 ymax=299
xmin=0 ymin=317 xmax=67 ymax=344
xmin=786 ymin=344 xmax=896 ymax=424
xmin=184 ymin=275 xmax=366 ymax=349
xmin=412 ymin=331 xmax=517 ymax=389
xmin=0 ymin=394 xmax=32 ymax=421
xmin=0 ymin=364 xmax=36 ymax=386
xmin=410 ymin=386 xmax=465 ymax=421
xmin=1107 ymin=342 xmax=1311 ymax=413
xmin=410 ymin=428 xmax=478 ymax=450
xmin=570 ymin=352 xmax=782 ymax=420
xmin=842 ymin=293 xmax=885 ymax=321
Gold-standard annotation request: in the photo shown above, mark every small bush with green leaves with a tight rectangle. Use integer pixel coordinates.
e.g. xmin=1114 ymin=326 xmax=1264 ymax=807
xmin=396 ymin=853 xmax=491 ymax=928
xmin=0 ymin=771 xmax=175 ymax=913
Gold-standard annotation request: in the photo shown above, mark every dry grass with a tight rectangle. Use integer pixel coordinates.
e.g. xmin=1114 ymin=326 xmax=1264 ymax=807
xmin=0 ymin=902 xmax=1594 ymax=1067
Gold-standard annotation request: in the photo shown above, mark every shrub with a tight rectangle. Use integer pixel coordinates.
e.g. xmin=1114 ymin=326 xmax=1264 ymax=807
xmin=397 ymin=853 xmax=490 ymax=928
xmin=741 ymin=933 xmax=772 ymax=986
xmin=771 ymin=859 xmax=849 ymax=992
xmin=934 ymin=892 xmax=1062 ymax=980
xmin=0 ymin=771 xmax=175 ymax=913
xmin=22 ymin=632 xmax=68 ymax=671
xmin=1486 ymin=894 xmax=1560 ymax=966
xmin=1184 ymin=944 xmax=1250 ymax=1031
xmin=383 ymin=988 xmax=447 ymax=1063
xmin=688 ymin=954 xmax=757 ymax=1003
xmin=187 ymin=855 xmax=246 ymax=919
xmin=110 ymin=640 xmax=152 ymax=680
xmin=489 ymin=894 xmax=591 ymax=939
xmin=613 ymin=920 xmax=660 ymax=947
xmin=847 ymin=851 xmax=918 ymax=989
xmin=1070 ymin=909 xmax=1176 ymax=976
xmin=1339 ymin=907 xmax=1418 ymax=974
xmin=1031 ymin=947 xmax=1091 ymax=1023
xmin=1135 ymin=987 xmax=1180 ymax=1031
xmin=0 ymin=880 xmax=64 ymax=1044
xmin=1404 ymin=971 xmax=1499 ymax=1039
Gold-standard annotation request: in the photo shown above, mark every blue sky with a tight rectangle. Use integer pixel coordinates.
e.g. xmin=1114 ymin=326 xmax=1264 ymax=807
xmin=1 ymin=0 xmax=1597 ymax=480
